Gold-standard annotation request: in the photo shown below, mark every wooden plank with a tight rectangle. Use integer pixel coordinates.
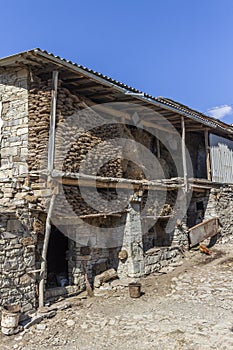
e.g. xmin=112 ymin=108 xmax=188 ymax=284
xmin=39 ymin=193 xmax=56 ymax=307
xmin=51 ymin=213 xmax=124 ymax=225
xmin=141 ymin=215 xmax=172 ymax=220
xmin=188 ymin=217 xmax=218 ymax=247
xmin=48 ymin=71 xmax=59 ymax=173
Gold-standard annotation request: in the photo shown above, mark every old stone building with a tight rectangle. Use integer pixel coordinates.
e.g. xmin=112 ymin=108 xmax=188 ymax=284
xmin=0 ymin=49 xmax=233 ymax=316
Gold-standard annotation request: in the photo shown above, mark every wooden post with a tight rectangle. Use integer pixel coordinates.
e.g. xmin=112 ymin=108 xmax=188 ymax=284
xmin=39 ymin=70 xmax=59 ymax=308
xmin=156 ymin=131 xmax=161 ymax=158
xmin=39 ymin=193 xmax=56 ymax=308
xmin=48 ymin=71 xmax=59 ymax=173
xmin=204 ymin=130 xmax=212 ymax=181
xmin=0 ymin=102 xmax=3 ymax=167
xmin=181 ymin=117 xmax=188 ymax=191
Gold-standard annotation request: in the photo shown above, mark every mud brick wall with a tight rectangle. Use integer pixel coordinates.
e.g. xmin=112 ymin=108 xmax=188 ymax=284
xmin=0 ymin=67 xmax=28 ymax=180
xmin=0 ymin=214 xmax=37 ymax=314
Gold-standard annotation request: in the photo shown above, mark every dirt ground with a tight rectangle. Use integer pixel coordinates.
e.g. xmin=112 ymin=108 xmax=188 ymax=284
xmin=1 ymin=241 xmax=233 ymax=350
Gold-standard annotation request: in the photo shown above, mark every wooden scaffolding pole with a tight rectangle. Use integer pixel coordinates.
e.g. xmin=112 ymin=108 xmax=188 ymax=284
xmin=48 ymin=71 xmax=59 ymax=173
xmin=181 ymin=117 xmax=188 ymax=191
xmin=38 ymin=193 xmax=56 ymax=307
xmin=39 ymin=70 xmax=59 ymax=308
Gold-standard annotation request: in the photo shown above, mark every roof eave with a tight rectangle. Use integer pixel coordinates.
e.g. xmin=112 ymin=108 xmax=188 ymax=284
xmin=1 ymin=49 xmax=233 ymax=135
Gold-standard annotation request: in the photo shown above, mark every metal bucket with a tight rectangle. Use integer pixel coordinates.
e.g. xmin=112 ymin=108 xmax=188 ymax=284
xmin=1 ymin=304 xmax=20 ymax=335
xmin=128 ymin=282 xmax=141 ymax=298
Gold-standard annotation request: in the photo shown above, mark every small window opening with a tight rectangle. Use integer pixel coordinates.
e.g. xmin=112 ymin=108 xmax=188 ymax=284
xmin=196 ymin=201 xmax=204 ymax=225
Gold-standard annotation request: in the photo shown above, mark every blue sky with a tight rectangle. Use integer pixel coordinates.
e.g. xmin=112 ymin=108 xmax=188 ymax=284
xmin=1 ymin=0 xmax=233 ymax=124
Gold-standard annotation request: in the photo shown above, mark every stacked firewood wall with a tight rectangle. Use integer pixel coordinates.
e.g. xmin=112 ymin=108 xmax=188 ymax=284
xmin=54 ymin=100 xmax=124 ymax=178
xmin=28 ymin=75 xmax=124 ymax=177
xmin=28 ymin=74 xmax=152 ymax=180
xmin=28 ymin=78 xmax=52 ymax=171
xmin=53 ymin=185 xmax=129 ymax=217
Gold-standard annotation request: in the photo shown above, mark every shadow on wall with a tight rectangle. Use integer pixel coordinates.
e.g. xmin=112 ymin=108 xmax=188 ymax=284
xmin=186 ymin=132 xmax=207 ymax=179
xmin=50 ymin=214 xmax=127 ymax=289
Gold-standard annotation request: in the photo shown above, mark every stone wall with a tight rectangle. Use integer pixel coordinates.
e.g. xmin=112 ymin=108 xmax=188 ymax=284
xmin=187 ymin=190 xmax=210 ymax=228
xmin=144 ymin=245 xmax=184 ymax=274
xmin=53 ymin=216 xmax=125 ymax=290
xmin=2 ymin=64 xmax=233 ymax=310
xmin=0 ymin=67 xmax=46 ymax=314
xmin=0 ymin=67 xmax=28 ymax=203
xmin=205 ymin=186 xmax=233 ymax=243
xmin=0 ymin=214 xmax=37 ymax=315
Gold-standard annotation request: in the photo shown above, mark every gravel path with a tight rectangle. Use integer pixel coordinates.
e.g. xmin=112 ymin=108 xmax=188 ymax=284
xmin=1 ymin=242 xmax=233 ymax=350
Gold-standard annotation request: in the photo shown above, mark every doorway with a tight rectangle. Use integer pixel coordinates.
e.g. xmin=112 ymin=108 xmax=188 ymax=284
xmin=46 ymin=225 xmax=69 ymax=288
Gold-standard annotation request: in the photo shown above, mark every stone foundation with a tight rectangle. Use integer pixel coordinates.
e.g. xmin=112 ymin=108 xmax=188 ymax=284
xmin=0 ymin=214 xmax=37 ymax=314
xmin=205 ymin=186 xmax=233 ymax=243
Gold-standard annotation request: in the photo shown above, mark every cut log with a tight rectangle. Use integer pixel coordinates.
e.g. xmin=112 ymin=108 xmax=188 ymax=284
xmin=94 ymin=268 xmax=118 ymax=288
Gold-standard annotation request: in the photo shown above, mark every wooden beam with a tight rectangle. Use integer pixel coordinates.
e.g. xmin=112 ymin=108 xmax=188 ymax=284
xmin=80 ymin=212 xmax=123 ymax=219
xmin=190 ymin=185 xmax=210 ymax=192
xmin=39 ymin=193 xmax=56 ymax=307
xmin=204 ymin=129 xmax=212 ymax=181
xmin=48 ymin=71 xmax=59 ymax=173
xmin=87 ymin=104 xmax=178 ymax=134
xmin=141 ymin=215 xmax=173 ymax=220
xmin=142 ymin=119 xmax=177 ymax=134
xmin=54 ymin=176 xmax=180 ymax=191
xmin=156 ymin=131 xmax=161 ymax=158
xmin=185 ymin=127 xmax=209 ymax=132
xmin=181 ymin=117 xmax=188 ymax=191
xmin=51 ymin=212 xmax=126 ymax=225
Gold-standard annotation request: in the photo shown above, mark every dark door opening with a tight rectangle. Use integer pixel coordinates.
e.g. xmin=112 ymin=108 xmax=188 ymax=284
xmin=46 ymin=225 xmax=69 ymax=288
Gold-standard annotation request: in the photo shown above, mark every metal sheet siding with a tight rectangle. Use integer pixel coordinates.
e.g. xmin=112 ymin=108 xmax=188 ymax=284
xmin=210 ymin=134 xmax=233 ymax=183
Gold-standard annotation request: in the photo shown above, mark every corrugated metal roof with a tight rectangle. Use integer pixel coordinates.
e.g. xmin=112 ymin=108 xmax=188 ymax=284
xmin=1 ymin=48 xmax=233 ymax=134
